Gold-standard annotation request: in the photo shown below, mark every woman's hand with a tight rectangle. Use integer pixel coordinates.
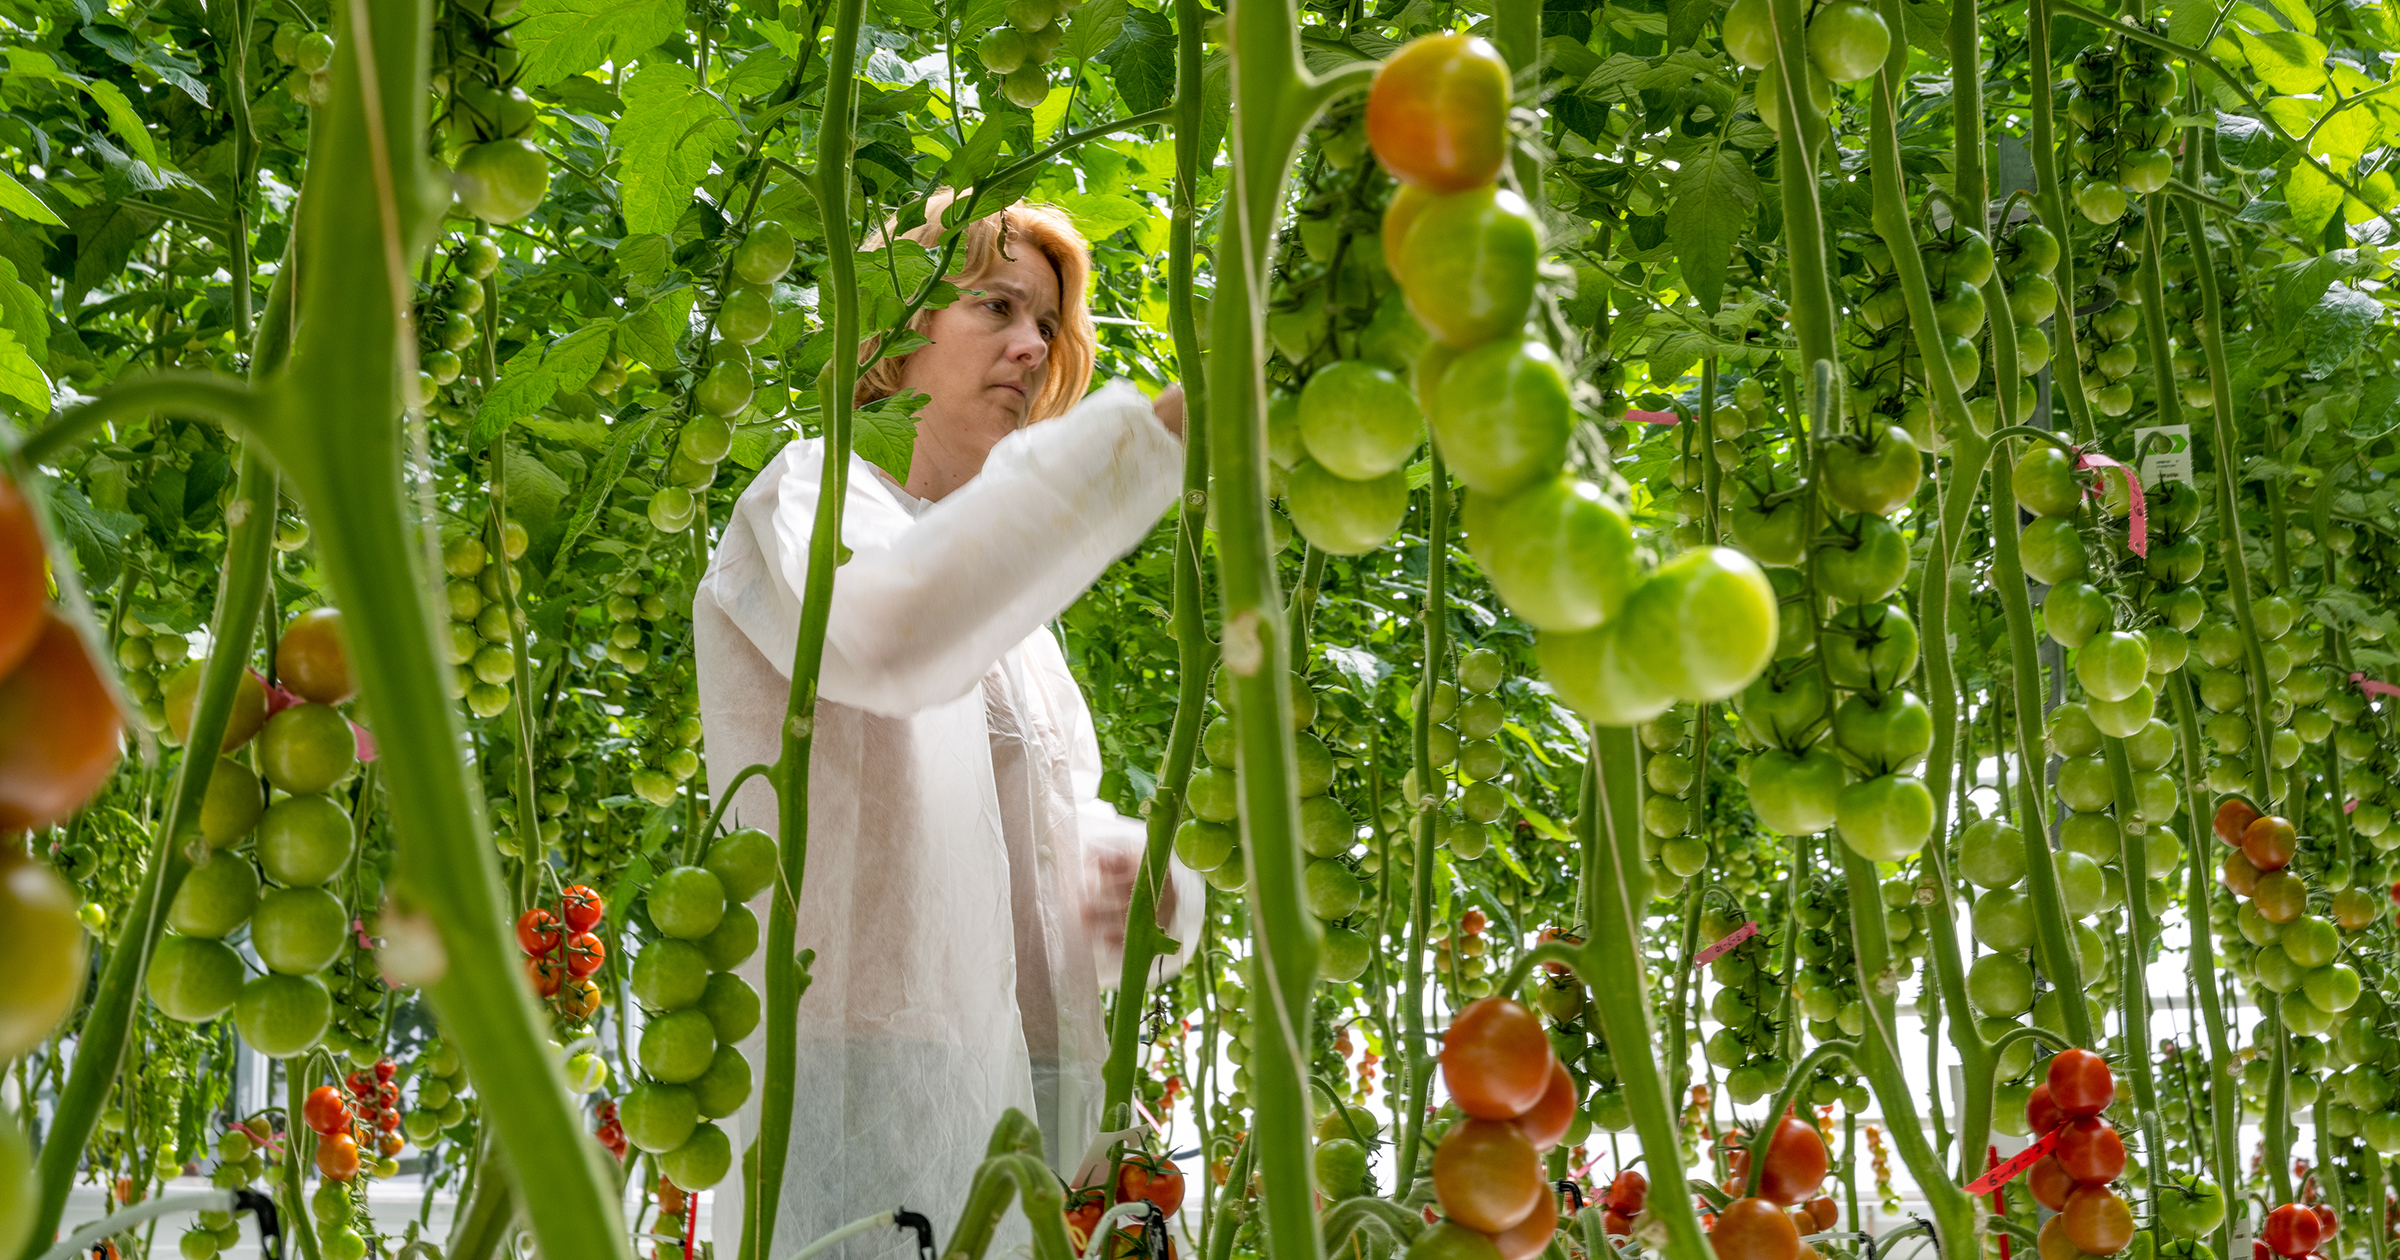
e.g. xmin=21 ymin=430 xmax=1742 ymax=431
xmin=1151 ymin=384 xmax=1186 ymax=441
xmin=1085 ymin=842 xmax=1179 ymax=953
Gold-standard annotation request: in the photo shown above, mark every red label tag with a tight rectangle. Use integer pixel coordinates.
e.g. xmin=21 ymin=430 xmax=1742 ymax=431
xmin=1627 ymin=409 xmax=1680 ymax=425
xmin=1693 ymin=920 xmax=1759 ymax=967
xmin=2075 ymin=450 xmax=2148 ymax=559
xmin=2351 ymin=672 xmax=2400 ymax=700
xmin=1963 ymin=1128 xmax=2061 ymax=1195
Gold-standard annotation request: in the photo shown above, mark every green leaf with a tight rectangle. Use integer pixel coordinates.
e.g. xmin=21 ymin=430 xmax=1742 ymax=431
xmin=2299 ymin=283 xmax=2381 ymax=377
xmin=1666 ymin=145 xmax=1758 ymax=314
xmin=466 ymin=324 xmax=617 ymax=447
xmin=0 ymin=257 xmax=50 ymax=369
xmin=2234 ymin=27 xmax=2329 ymax=93
xmin=0 ymin=324 xmax=49 ymax=417
xmin=1098 ymin=5 xmax=1177 ymax=115
xmin=554 ymin=411 xmax=658 ymax=567
xmin=511 ymin=0 xmax=683 ymax=85
xmin=2311 ymin=103 xmax=2382 ymax=169
xmin=853 ymin=388 xmax=927 ymax=480
xmin=615 ymin=62 xmax=742 ymax=235
xmin=1051 ymin=190 xmax=1150 ymax=242
xmin=0 ymin=169 xmax=63 ymax=226
xmin=2284 ymin=161 xmax=2344 ymax=238
xmin=66 ymin=199 xmax=159 ymax=296
xmin=39 ymin=480 xmax=136 ymax=586
xmin=1666 ymin=0 xmax=1711 ymax=48
xmin=1063 ymin=0 xmax=1128 ymax=64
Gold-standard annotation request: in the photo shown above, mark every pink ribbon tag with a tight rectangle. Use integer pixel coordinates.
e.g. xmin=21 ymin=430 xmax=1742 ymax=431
xmin=1693 ymin=920 xmax=1759 ymax=968
xmin=351 ymin=917 xmax=382 ymax=950
xmin=253 ymin=670 xmax=303 ymax=717
xmin=2347 ymin=798 xmax=2361 ymax=815
xmin=2076 ymin=450 xmax=2148 ymax=559
xmin=1963 ymin=1126 xmax=2062 ymax=1195
xmin=1627 ymin=409 xmax=1680 ymax=425
xmin=1132 ymin=1093 xmax=1163 ymax=1132
xmin=352 ymin=721 xmax=379 ymax=763
xmin=2351 ymin=672 xmax=2400 ymax=700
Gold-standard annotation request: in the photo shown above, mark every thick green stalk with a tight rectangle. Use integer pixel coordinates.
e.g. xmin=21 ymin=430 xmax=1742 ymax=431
xmin=1099 ymin=0 xmax=1216 ymax=1114
xmin=1836 ymin=852 xmax=1979 ymax=1251
xmin=2024 ymin=0 xmax=2096 ymax=441
xmin=2167 ymin=674 xmax=2239 ymax=1260
xmin=2100 ymin=735 xmax=2167 ymax=1227
xmin=22 ymin=445 xmax=278 ymax=1260
xmin=749 ymin=0 xmax=865 ymax=1249
xmin=2170 ymin=189 xmax=2280 ymax=808
xmin=1206 ymin=0 xmax=1371 ymax=1247
xmin=1764 ymin=0 xmax=1837 ymax=374
xmin=1986 ymin=458 xmax=2094 ymax=1045
xmin=1394 ymin=455 xmax=1451 ymax=1195
xmin=247 ymin=0 xmax=632 ymax=1257
xmin=1573 ymin=735 xmax=1710 ymax=1259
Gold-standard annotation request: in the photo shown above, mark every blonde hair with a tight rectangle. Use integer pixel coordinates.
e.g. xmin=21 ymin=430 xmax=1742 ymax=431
xmin=855 ymin=192 xmax=1096 ymax=424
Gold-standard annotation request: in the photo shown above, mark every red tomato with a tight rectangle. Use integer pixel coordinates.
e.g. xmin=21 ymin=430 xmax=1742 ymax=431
xmin=1431 ymin=1118 xmax=1542 ymax=1232
xmin=1606 ymin=1170 xmax=1647 ymax=1214
xmin=564 ymin=930 xmax=607 ymax=978
xmin=1063 ymin=1186 xmax=1107 ymax=1254
xmin=2213 ymin=797 xmax=2260 ymax=846
xmin=2046 ymin=1049 xmax=2115 ymax=1117
xmin=1492 ymin=1183 xmax=1557 ymax=1260
xmin=314 ymin=1132 xmax=361 ymax=1182
xmin=561 ymin=885 xmax=606 ymax=933
xmin=1711 ymin=1197 xmax=1800 ymax=1260
xmin=2262 ymin=1203 xmax=2321 ymax=1258
xmin=303 ymin=1085 xmax=353 ymax=1136
xmin=0 ymin=475 xmax=44 ymax=678
xmin=2028 ymin=1154 xmax=2075 ymax=1212
xmin=1512 ymin=1060 xmax=1577 ymax=1152
xmin=1805 ymin=1198 xmax=1838 ymax=1231
xmin=1601 ymin=1210 xmax=1632 ymax=1237
xmin=1365 ymin=34 xmax=1511 ymax=193
xmin=1758 ymin=1112 xmax=1829 ymax=1206
xmin=1114 ymin=1153 xmax=1184 ymax=1215
xmin=2311 ymin=1204 xmax=2336 ymax=1239
xmin=525 ymin=954 xmax=565 ymax=998
xmin=375 ymin=1060 xmax=396 ymax=1081
xmin=2061 ymin=1185 xmax=2134 ymax=1256
xmin=2025 ymin=1082 xmax=2065 ymax=1134
xmin=345 ymin=1071 xmax=374 ymax=1098
xmin=0 ymin=610 xmax=125 ymax=831
xmin=516 ymin=907 xmax=562 ymax=957
xmin=1441 ymin=997 xmax=1554 ymax=1118
xmin=2055 ymin=1117 xmax=2125 ymax=1184
xmin=2241 ymin=815 xmax=2297 ymax=872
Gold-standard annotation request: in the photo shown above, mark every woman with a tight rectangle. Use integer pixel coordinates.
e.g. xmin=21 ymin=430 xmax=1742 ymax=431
xmin=694 ymin=197 xmax=1201 ymax=1256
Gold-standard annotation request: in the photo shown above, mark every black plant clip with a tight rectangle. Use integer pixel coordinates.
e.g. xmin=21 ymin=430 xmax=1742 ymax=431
xmin=235 ymin=1189 xmax=283 ymax=1260
xmin=1553 ymin=1180 xmax=1584 ymax=1214
xmin=893 ymin=1208 xmax=936 ymax=1260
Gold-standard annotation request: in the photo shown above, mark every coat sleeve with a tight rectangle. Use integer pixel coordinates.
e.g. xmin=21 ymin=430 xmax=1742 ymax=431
xmin=727 ymin=380 xmax=1183 ymax=717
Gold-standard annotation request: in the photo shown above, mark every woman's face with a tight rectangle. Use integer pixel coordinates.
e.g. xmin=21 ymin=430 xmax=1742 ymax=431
xmin=898 ymin=241 xmax=1062 ymax=473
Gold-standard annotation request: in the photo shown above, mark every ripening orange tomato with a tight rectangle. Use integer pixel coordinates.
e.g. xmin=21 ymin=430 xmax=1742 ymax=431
xmin=0 ymin=610 xmax=124 ymax=831
xmin=1440 ymin=997 xmax=1554 ymax=1118
xmin=0 ymin=475 xmax=45 ymax=678
xmin=1365 ymin=35 xmax=1511 ymax=193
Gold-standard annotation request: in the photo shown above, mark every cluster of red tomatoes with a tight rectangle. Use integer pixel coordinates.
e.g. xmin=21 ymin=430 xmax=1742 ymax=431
xmin=518 ymin=884 xmax=607 ymax=1020
xmin=0 ymin=475 xmax=123 ymax=833
xmin=1714 ymin=1111 xmax=1834 ymax=1247
xmin=1421 ymin=997 xmax=1571 ymax=1260
xmin=303 ymin=1060 xmax=402 ymax=1183
xmin=2027 ymin=1049 xmax=2134 ymax=1257
xmin=1596 ymin=1170 xmax=1645 ymax=1236
xmin=1708 ymin=1111 xmax=1830 ymax=1260
xmin=1062 ymin=1152 xmax=1184 ymax=1257
xmin=2260 ymin=1200 xmax=2343 ymax=1259
xmin=593 ymin=1099 xmax=628 ymax=1160
xmin=2216 ymin=799 xmax=2303 ymax=908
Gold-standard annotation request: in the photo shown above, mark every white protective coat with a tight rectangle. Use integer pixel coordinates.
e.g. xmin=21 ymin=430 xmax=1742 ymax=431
xmin=693 ymin=380 xmax=1202 ymax=1259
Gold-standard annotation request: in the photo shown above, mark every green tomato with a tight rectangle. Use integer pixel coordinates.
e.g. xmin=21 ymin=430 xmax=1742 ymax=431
xmin=2041 ymin=581 xmax=2109 ymax=650
xmin=696 ymin=359 xmax=754 ymax=418
xmin=1302 ymin=859 xmax=1363 ymax=919
xmin=1299 ymin=360 xmax=1421 ymax=480
xmin=1832 ymin=688 xmax=1932 ymax=776
xmin=258 ymin=793 xmax=355 ymax=887
xmin=649 ymin=866 xmax=729 ymax=940
xmin=2012 ymin=445 xmax=2084 ymax=517
xmin=1816 ymin=512 xmax=1910 ymax=603
xmin=732 ymin=222 xmax=796 ymax=286
xmin=2076 ymin=630 xmax=2152 ymax=702
xmin=1536 ymin=622 xmax=1673 ymax=728
xmin=1737 ymin=667 xmax=1831 ymax=750
xmin=1747 ymin=747 xmax=1845 ymax=835
xmin=250 ymin=886 xmax=346 ymax=975
xmin=1615 ymin=547 xmax=1779 ymax=703
xmin=1428 ymin=337 xmax=1571 ymax=496
xmin=148 ymin=935 xmax=246 ymax=1023
xmin=1821 ymin=425 xmax=1922 ymax=517
xmin=1835 ymin=773 xmax=1933 ymax=861
xmin=1822 ymin=601 xmax=1918 ymax=693
xmin=232 ymin=972 xmax=331 ymax=1059
xmin=1957 ymin=817 xmax=2026 ymax=889
xmin=1285 ymin=460 xmax=1407 ymax=556
xmin=1966 ymin=951 xmax=2035 ymax=1017
xmin=1971 ymin=888 xmax=2035 ymax=952
xmin=1722 ymin=0 xmax=1775 ymax=67
xmin=259 ymin=703 xmax=357 ymax=796
xmin=454 ymin=139 xmax=550 ymax=225
xmin=2016 ymin=516 xmax=2088 ymax=585
xmin=1396 ymin=186 xmax=1538 ymax=348
xmin=169 ymin=853 xmax=261 ymax=939
xmin=1461 ymin=478 xmax=1636 ymax=633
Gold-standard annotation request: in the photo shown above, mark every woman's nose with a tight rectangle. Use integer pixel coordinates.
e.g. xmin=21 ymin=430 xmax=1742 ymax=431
xmin=1008 ymin=319 xmax=1048 ymax=367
